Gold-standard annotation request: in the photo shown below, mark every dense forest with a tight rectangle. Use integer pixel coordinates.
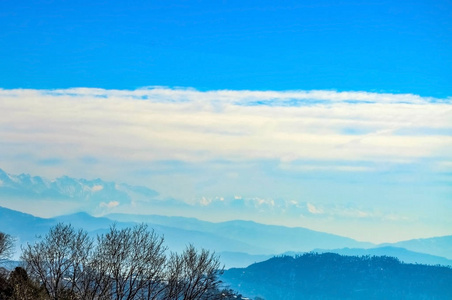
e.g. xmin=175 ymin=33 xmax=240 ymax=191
xmin=222 ymin=253 xmax=452 ymax=299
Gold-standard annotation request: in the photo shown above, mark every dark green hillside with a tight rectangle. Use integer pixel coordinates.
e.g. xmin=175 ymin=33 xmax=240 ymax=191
xmin=222 ymin=253 xmax=452 ymax=300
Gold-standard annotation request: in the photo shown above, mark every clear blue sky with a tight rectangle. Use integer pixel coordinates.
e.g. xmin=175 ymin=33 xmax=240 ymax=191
xmin=0 ymin=0 xmax=451 ymax=243
xmin=0 ymin=0 xmax=451 ymax=97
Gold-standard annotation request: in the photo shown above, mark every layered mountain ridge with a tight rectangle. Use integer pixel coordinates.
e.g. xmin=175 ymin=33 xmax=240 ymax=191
xmin=1 ymin=206 xmax=451 ymax=269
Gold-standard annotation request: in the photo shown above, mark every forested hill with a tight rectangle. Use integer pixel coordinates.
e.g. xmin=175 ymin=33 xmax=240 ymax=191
xmin=222 ymin=253 xmax=452 ymax=300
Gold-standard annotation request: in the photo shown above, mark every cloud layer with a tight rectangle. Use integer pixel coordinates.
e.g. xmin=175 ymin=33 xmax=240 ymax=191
xmin=1 ymin=87 xmax=450 ymax=167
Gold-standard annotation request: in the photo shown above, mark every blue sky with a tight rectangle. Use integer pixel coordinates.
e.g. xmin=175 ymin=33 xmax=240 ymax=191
xmin=1 ymin=0 xmax=451 ymax=96
xmin=0 ymin=0 xmax=451 ymax=243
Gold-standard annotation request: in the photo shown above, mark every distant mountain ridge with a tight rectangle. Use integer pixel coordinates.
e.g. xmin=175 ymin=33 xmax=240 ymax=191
xmin=0 ymin=206 xmax=267 ymax=258
xmin=1 ymin=168 xmax=451 ymax=267
xmin=1 ymin=206 xmax=451 ymax=269
xmin=2 ymin=167 xmax=451 ymax=259
xmin=105 ymin=213 xmax=374 ymax=253
xmin=0 ymin=168 xmax=158 ymax=204
xmin=0 ymin=206 xmax=370 ymax=255
xmin=382 ymin=236 xmax=452 ymax=260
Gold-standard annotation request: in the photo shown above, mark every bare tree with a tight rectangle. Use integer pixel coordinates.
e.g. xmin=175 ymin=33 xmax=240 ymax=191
xmin=165 ymin=244 xmax=224 ymax=300
xmin=93 ymin=224 xmax=167 ymax=300
xmin=21 ymin=223 xmax=93 ymax=300
xmin=76 ymin=254 xmax=112 ymax=300
xmin=165 ymin=251 xmax=184 ymax=299
xmin=18 ymin=223 xmax=231 ymax=300
xmin=0 ymin=232 xmax=15 ymax=260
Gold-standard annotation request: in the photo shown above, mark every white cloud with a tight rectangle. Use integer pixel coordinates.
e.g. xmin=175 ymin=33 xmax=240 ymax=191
xmin=91 ymin=185 xmax=104 ymax=192
xmin=307 ymin=203 xmax=324 ymax=214
xmin=336 ymin=207 xmax=371 ymax=219
xmin=312 ymin=204 xmax=413 ymax=222
xmin=199 ymin=196 xmax=212 ymax=206
xmin=0 ymin=87 xmax=450 ymax=171
xmin=250 ymin=197 xmax=275 ymax=208
xmin=99 ymin=201 xmax=119 ymax=208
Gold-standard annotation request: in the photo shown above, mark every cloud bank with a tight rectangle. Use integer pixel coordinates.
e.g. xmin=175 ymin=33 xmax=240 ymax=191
xmin=1 ymin=87 xmax=450 ymax=168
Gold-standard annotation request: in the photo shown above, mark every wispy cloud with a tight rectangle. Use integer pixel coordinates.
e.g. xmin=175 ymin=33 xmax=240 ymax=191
xmin=190 ymin=195 xmax=412 ymax=224
xmin=307 ymin=202 xmax=324 ymax=214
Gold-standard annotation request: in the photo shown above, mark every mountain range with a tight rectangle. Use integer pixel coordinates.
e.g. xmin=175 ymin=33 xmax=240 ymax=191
xmin=0 ymin=206 xmax=451 ymax=269
xmin=0 ymin=168 xmax=158 ymax=208
xmin=0 ymin=168 xmax=451 ymax=268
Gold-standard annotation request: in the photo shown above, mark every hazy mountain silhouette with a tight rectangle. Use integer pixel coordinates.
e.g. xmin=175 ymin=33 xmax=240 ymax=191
xmin=105 ymin=213 xmax=373 ymax=253
xmin=2 ymin=206 xmax=452 ymax=270
xmin=0 ymin=207 xmax=267 ymax=261
xmin=0 ymin=168 xmax=158 ymax=207
xmin=2 ymin=167 xmax=450 ymax=261
xmin=383 ymin=236 xmax=452 ymax=260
